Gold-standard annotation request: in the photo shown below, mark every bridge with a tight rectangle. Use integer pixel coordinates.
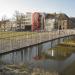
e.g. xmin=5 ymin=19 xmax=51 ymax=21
xmin=0 ymin=29 xmax=75 ymax=54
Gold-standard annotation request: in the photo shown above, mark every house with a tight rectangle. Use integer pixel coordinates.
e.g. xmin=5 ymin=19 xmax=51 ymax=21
xmin=56 ymin=13 xmax=73 ymax=30
xmin=0 ymin=20 xmax=17 ymax=31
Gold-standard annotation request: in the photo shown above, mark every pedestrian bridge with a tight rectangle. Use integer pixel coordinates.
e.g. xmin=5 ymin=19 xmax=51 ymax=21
xmin=0 ymin=29 xmax=75 ymax=54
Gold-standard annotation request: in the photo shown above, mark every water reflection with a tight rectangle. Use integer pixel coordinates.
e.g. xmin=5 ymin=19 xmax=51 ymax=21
xmin=47 ymin=49 xmax=72 ymax=60
xmin=0 ymin=41 xmax=75 ymax=73
xmin=0 ymin=46 xmax=39 ymax=64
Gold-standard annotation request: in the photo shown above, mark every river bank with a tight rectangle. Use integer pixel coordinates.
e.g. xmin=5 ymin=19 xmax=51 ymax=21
xmin=0 ymin=64 xmax=59 ymax=75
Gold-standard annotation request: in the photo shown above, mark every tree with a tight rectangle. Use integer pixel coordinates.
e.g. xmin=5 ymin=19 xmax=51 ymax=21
xmin=1 ymin=15 xmax=8 ymax=31
xmin=14 ymin=11 xmax=25 ymax=31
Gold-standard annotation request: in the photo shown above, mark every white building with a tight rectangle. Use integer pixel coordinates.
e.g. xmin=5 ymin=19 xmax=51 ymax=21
xmin=45 ymin=14 xmax=56 ymax=31
xmin=16 ymin=12 xmax=32 ymax=31
xmin=45 ymin=19 xmax=56 ymax=31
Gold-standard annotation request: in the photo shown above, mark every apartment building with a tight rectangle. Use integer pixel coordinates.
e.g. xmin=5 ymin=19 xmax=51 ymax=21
xmin=16 ymin=12 xmax=32 ymax=31
xmin=32 ymin=12 xmax=45 ymax=31
xmin=24 ymin=12 xmax=32 ymax=31
xmin=16 ymin=12 xmax=45 ymax=31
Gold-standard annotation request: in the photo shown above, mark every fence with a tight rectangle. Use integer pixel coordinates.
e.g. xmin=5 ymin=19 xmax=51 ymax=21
xmin=0 ymin=29 xmax=75 ymax=54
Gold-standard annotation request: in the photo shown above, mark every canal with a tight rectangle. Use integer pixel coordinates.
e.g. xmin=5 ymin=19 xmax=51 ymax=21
xmin=0 ymin=39 xmax=75 ymax=75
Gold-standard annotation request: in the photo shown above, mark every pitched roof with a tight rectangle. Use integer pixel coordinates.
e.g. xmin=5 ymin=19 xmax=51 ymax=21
xmin=56 ymin=13 xmax=69 ymax=20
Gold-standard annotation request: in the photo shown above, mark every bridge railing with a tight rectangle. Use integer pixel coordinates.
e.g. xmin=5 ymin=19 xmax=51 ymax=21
xmin=0 ymin=29 xmax=75 ymax=53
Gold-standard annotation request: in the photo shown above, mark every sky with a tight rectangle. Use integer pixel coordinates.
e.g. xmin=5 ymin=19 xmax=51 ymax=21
xmin=0 ymin=0 xmax=75 ymax=19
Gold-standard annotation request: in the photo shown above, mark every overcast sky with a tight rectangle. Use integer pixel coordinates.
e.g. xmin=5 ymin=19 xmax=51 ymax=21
xmin=0 ymin=0 xmax=75 ymax=19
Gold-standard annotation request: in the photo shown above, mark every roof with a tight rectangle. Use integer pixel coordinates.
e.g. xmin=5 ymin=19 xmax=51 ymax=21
xmin=45 ymin=13 xmax=56 ymax=19
xmin=56 ymin=13 xmax=69 ymax=20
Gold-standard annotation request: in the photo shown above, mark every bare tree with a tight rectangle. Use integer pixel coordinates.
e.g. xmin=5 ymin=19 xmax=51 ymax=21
xmin=14 ymin=11 xmax=24 ymax=31
xmin=1 ymin=15 xmax=8 ymax=31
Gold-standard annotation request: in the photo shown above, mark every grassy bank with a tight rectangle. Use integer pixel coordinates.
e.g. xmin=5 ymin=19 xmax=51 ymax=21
xmin=0 ymin=32 xmax=37 ymax=39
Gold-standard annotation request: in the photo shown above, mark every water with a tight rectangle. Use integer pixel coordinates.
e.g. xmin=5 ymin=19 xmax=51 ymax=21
xmin=0 ymin=40 xmax=75 ymax=74
xmin=0 ymin=41 xmax=51 ymax=64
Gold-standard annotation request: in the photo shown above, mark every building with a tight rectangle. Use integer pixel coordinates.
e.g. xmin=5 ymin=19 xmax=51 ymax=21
xmin=16 ymin=12 xmax=45 ymax=31
xmin=69 ymin=17 xmax=75 ymax=29
xmin=0 ymin=12 xmax=73 ymax=32
xmin=0 ymin=20 xmax=10 ymax=31
xmin=32 ymin=12 xmax=45 ymax=31
xmin=56 ymin=13 xmax=73 ymax=30
xmin=24 ymin=12 xmax=32 ymax=31
xmin=9 ymin=20 xmax=17 ymax=31
xmin=16 ymin=12 xmax=74 ymax=32
xmin=15 ymin=12 xmax=74 ymax=31
xmin=45 ymin=13 xmax=57 ymax=31
xmin=40 ymin=13 xmax=45 ymax=31
xmin=44 ymin=13 xmax=74 ymax=31
xmin=0 ymin=19 xmax=17 ymax=31
xmin=16 ymin=12 xmax=32 ymax=31
xmin=32 ymin=12 xmax=40 ymax=31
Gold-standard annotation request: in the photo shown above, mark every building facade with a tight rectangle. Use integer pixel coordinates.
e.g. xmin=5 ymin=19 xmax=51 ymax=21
xmin=15 ymin=12 xmax=45 ymax=31
xmin=56 ymin=13 xmax=73 ymax=30
xmin=0 ymin=12 xmax=74 ymax=32
xmin=32 ymin=12 xmax=45 ymax=31
xmin=45 ymin=14 xmax=57 ymax=31
xmin=16 ymin=12 xmax=32 ymax=31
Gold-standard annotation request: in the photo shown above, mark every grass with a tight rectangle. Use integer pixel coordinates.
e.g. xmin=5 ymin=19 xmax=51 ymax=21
xmin=0 ymin=32 xmax=37 ymax=39
xmin=0 ymin=31 xmax=52 ymax=40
